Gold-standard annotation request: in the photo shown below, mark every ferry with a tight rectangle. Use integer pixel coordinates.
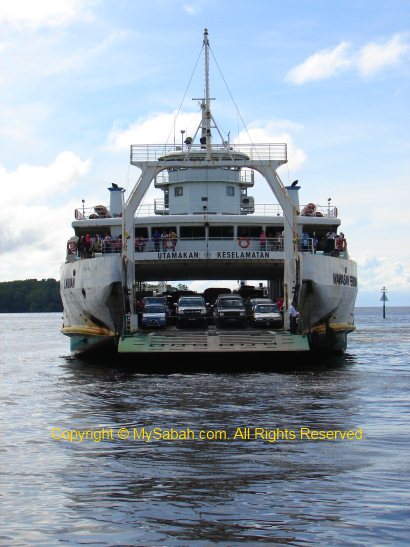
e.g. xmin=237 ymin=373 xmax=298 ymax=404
xmin=60 ymin=29 xmax=357 ymax=358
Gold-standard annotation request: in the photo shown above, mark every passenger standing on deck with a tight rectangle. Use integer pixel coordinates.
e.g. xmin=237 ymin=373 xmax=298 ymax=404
xmin=161 ymin=230 xmax=168 ymax=251
xmin=325 ymin=231 xmax=336 ymax=253
xmin=152 ymin=230 xmax=161 ymax=252
xmin=168 ymin=230 xmax=177 ymax=250
xmin=135 ymin=236 xmax=145 ymax=252
xmin=289 ymin=302 xmax=299 ymax=334
xmin=301 ymin=231 xmax=309 ymax=251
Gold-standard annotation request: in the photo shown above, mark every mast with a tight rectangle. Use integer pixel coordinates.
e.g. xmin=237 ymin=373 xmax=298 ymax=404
xmin=203 ymin=28 xmax=212 ymax=159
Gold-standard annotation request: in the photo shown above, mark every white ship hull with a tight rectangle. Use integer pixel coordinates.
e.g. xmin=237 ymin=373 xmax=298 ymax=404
xmin=60 ymin=255 xmax=125 ymax=355
xmin=299 ymin=254 xmax=357 ymax=353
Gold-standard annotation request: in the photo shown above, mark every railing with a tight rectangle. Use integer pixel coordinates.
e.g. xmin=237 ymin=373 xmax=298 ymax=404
xmin=66 ymin=236 xmax=349 ymax=260
xmin=154 ymin=167 xmax=255 ymax=186
xmin=130 ymin=143 xmax=287 ymax=163
xmin=149 ymin=202 xmax=283 ymax=217
xmin=74 ymin=203 xmax=339 ymax=220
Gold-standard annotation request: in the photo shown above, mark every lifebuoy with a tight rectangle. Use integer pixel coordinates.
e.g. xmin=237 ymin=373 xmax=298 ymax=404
xmin=165 ymin=238 xmax=174 ymax=249
xmin=238 ymin=237 xmax=250 ymax=249
xmin=68 ymin=241 xmax=77 ymax=253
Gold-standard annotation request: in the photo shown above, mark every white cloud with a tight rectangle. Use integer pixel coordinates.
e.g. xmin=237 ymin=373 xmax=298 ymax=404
xmin=237 ymin=122 xmax=307 ymax=173
xmin=286 ymin=34 xmax=410 ymax=84
xmin=356 ymin=253 xmax=410 ymax=292
xmin=1 ymin=152 xmax=90 ymax=205
xmin=286 ymin=42 xmax=351 ymax=84
xmin=0 ymin=0 xmax=95 ymax=30
xmin=106 ymin=111 xmax=208 ymax=152
xmin=357 ymin=34 xmax=410 ymax=76
xmin=0 ymin=152 xmax=90 ymax=280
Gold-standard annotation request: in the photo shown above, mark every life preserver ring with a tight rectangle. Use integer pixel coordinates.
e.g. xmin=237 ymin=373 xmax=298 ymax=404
xmin=165 ymin=238 xmax=174 ymax=249
xmin=238 ymin=237 xmax=250 ymax=249
xmin=68 ymin=241 xmax=77 ymax=253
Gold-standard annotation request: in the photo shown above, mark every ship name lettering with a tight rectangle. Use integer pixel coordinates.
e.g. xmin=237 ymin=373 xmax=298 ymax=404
xmin=157 ymin=251 xmax=200 ymax=259
xmin=216 ymin=251 xmax=270 ymax=259
xmin=64 ymin=277 xmax=75 ymax=289
xmin=333 ymin=273 xmax=357 ymax=287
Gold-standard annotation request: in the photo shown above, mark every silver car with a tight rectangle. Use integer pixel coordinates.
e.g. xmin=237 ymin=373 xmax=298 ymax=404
xmin=250 ymin=303 xmax=283 ymax=328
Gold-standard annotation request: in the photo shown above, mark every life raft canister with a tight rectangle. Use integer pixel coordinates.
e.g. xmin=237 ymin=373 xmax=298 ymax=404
xmin=238 ymin=237 xmax=250 ymax=249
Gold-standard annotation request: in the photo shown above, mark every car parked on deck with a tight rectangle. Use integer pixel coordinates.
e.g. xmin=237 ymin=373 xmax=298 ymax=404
xmin=176 ymin=296 xmax=207 ymax=328
xmin=249 ymin=302 xmax=283 ymax=328
xmin=245 ymin=297 xmax=274 ymax=317
xmin=141 ymin=304 xmax=167 ymax=329
xmin=214 ymin=294 xmax=246 ymax=328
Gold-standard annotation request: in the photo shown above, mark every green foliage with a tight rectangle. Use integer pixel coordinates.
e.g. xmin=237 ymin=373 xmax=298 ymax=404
xmin=0 ymin=279 xmax=63 ymax=312
xmin=177 ymin=283 xmax=189 ymax=291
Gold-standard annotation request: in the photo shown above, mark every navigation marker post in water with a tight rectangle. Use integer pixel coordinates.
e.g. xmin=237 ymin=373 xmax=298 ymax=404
xmin=380 ymin=286 xmax=388 ymax=318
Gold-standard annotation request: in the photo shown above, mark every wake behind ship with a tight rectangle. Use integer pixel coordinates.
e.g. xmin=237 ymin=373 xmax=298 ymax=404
xmin=60 ymin=29 xmax=357 ymax=361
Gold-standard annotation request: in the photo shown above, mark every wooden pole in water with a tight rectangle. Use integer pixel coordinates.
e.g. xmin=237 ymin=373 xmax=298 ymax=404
xmin=380 ymin=286 xmax=388 ymax=318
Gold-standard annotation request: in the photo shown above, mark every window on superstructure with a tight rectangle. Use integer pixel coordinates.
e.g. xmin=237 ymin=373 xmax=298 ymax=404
xmin=209 ymin=226 xmax=234 ymax=240
xmin=266 ymin=226 xmax=282 ymax=237
xmin=237 ymin=226 xmax=263 ymax=238
xmin=135 ymin=227 xmax=149 ymax=238
xmin=174 ymin=186 xmax=183 ymax=197
xmin=154 ymin=226 xmax=177 ymax=235
xmin=180 ymin=226 xmax=205 ymax=240
xmin=226 ymin=186 xmax=235 ymax=196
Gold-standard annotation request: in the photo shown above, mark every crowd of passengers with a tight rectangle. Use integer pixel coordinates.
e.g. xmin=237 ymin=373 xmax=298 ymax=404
xmin=68 ymin=229 xmax=347 ymax=257
xmin=66 ymin=234 xmax=122 ymax=258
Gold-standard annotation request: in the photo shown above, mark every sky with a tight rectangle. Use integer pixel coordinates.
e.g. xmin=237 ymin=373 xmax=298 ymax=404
xmin=0 ymin=0 xmax=409 ymax=307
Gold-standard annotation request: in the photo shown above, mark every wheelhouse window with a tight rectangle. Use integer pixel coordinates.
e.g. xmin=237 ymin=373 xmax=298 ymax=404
xmin=174 ymin=186 xmax=183 ymax=197
xmin=226 ymin=186 xmax=235 ymax=196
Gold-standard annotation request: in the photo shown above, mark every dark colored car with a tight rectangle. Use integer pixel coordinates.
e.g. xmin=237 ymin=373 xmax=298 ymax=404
xmin=176 ymin=296 xmax=207 ymax=328
xmin=214 ymin=295 xmax=246 ymax=328
xmin=143 ymin=296 xmax=169 ymax=308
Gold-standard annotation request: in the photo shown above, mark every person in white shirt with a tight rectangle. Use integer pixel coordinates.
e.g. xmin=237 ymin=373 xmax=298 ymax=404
xmin=289 ymin=302 xmax=299 ymax=334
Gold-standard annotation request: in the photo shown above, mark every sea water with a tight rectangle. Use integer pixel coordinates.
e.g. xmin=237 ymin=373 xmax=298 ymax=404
xmin=1 ymin=308 xmax=409 ymax=545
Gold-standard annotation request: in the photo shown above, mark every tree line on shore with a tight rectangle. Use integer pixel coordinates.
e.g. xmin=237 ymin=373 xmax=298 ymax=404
xmin=0 ymin=279 xmax=62 ymax=312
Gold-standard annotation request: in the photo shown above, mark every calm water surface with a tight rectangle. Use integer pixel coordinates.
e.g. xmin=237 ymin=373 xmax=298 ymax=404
xmin=1 ymin=308 xmax=410 ymax=546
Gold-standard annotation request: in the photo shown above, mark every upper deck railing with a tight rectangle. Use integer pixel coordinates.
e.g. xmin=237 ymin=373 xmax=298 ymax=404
xmin=73 ymin=203 xmax=339 ymax=220
xmin=130 ymin=143 xmax=287 ymax=163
